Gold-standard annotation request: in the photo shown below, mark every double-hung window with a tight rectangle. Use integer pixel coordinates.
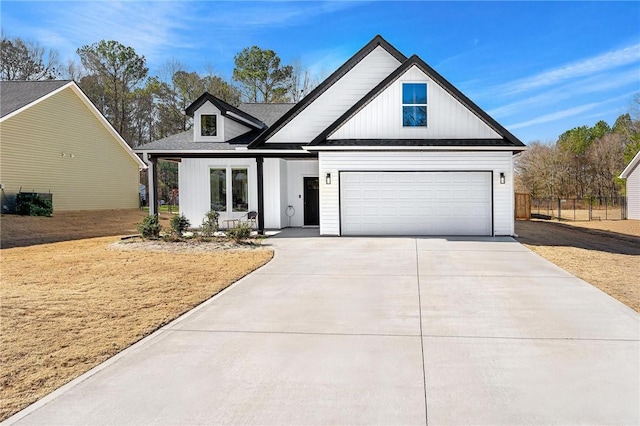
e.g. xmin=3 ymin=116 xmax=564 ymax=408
xmin=402 ymin=83 xmax=427 ymax=127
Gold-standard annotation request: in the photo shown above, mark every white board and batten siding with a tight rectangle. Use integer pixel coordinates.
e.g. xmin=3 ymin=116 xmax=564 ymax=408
xmin=267 ymin=46 xmax=402 ymax=144
xmin=319 ymin=151 xmax=514 ymax=236
xmin=178 ymin=158 xmax=258 ymax=227
xmin=285 ymin=160 xmax=319 ymax=227
xmin=263 ymin=158 xmax=284 ymax=229
xmin=183 ymin=158 xmax=319 ymax=229
xmin=330 ymin=65 xmax=501 ymax=140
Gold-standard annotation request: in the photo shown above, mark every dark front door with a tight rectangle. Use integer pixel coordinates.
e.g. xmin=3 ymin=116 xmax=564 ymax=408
xmin=303 ymin=177 xmax=320 ymax=226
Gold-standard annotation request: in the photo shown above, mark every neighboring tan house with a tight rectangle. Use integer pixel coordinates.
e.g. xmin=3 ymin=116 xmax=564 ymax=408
xmin=136 ymin=35 xmax=526 ymax=236
xmin=0 ymin=80 xmax=146 ymax=212
xmin=620 ymin=151 xmax=640 ymax=220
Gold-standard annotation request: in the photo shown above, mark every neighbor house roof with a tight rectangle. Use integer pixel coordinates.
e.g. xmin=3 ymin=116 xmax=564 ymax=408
xmin=620 ymin=150 xmax=640 ymax=178
xmin=0 ymin=80 xmax=71 ymax=118
xmin=309 ymin=55 xmax=525 ymax=148
xmin=248 ymin=35 xmax=407 ymax=148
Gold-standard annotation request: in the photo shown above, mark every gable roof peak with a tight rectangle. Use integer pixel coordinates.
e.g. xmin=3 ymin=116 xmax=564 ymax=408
xmin=309 ymin=52 xmax=524 ymax=148
xmin=185 ymin=92 xmax=266 ymax=129
xmin=248 ymin=34 xmax=407 ymax=148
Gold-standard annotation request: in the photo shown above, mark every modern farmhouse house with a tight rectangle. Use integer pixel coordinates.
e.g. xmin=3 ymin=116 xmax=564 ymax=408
xmin=137 ymin=35 xmax=526 ymax=236
xmin=0 ymin=80 xmax=146 ymax=212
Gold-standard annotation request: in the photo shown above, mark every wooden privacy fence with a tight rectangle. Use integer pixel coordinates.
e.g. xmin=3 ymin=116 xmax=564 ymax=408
xmin=515 ymin=193 xmax=531 ymax=220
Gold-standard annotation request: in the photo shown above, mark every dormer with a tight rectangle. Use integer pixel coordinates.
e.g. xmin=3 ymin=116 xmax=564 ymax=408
xmin=185 ymin=93 xmax=266 ymax=143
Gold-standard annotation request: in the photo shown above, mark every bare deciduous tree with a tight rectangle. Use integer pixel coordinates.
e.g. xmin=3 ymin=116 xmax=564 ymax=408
xmin=0 ymin=34 xmax=60 ymax=80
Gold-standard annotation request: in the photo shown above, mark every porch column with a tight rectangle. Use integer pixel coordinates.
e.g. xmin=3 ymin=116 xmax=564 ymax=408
xmin=256 ymin=156 xmax=265 ymax=235
xmin=146 ymin=154 xmax=159 ymax=217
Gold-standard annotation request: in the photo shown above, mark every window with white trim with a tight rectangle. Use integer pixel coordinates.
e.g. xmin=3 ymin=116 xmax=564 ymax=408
xmin=402 ymin=83 xmax=427 ymax=127
xmin=201 ymin=114 xmax=217 ymax=136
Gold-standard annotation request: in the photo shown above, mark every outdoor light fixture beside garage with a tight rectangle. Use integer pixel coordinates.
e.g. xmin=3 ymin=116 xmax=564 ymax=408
xmin=326 ymin=173 xmax=331 ymax=185
xmin=500 ymin=172 xmax=506 ymax=184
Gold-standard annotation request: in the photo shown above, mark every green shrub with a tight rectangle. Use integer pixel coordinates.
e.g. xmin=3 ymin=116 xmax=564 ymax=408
xmin=169 ymin=214 xmax=190 ymax=236
xmin=137 ymin=215 xmax=161 ymax=239
xmin=227 ymin=222 xmax=252 ymax=242
xmin=15 ymin=192 xmax=53 ymax=217
xmin=200 ymin=210 xmax=219 ymax=237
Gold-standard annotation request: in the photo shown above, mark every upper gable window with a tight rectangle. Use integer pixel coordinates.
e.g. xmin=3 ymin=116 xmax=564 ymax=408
xmin=201 ymin=115 xmax=217 ymax=136
xmin=402 ymin=83 xmax=427 ymax=127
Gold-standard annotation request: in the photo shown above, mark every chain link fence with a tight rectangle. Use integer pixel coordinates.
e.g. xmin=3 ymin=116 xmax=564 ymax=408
xmin=531 ymin=197 xmax=627 ymax=221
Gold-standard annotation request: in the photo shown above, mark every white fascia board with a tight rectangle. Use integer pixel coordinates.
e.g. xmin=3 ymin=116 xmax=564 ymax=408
xmin=620 ymin=151 xmax=640 ymax=178
xmin=0 ymin=81 xmax=75 ymax=123
xmin=69 ymin=83 xmax=147 ymax=169
xmin=304 ymin=145 xmax=528 ymax=152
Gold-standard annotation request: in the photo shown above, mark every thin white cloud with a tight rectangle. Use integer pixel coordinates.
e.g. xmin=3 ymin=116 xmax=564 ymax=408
xmin=499 ymin=42 xmax=640 ymax=95
xmin=508 ymin=103 xmax=599 ymax=130
xmin=508 ymin=91 xmax=637 ymax=130
xmin=489 ymin=68 xmax=640 ymax=118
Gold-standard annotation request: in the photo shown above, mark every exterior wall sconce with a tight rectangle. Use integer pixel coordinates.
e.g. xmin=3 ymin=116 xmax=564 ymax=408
xmin=500 ymin=172 xmax=506 ymax=184
xmin=326 ymin=173 xmax=331 ymax=185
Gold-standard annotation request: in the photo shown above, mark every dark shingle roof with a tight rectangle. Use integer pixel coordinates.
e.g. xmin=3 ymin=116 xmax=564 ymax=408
xmin=1 ymin=80 xmax=71 ymax=117
xmin=136 ymin=128 xmax=268 ymax=151
xmin=137 ymin=104 xmax=295 ymax=151
xmin=137 ymin=130 xmax=233 ymax=151
xmin=238 ymin=103 xmax=295 ymax=127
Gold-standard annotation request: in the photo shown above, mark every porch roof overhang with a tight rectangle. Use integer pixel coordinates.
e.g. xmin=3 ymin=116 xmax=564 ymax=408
xmin=137 ymin=149 xmax=316 ymax=160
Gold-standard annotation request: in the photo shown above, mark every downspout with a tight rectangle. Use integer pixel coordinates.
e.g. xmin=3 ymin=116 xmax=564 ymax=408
xmin=256 ymin=156 xmax=265 ymax=235
xmin=142 ymin=152 xmax=158 ymax=216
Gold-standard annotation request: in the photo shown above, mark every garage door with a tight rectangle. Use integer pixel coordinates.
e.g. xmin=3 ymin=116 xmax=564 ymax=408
xmin=340 ymin=171 xmax=492 ymax=236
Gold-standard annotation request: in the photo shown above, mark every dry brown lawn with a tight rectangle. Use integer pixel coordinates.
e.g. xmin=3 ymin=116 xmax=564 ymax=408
xmin=1 ymin=234 xmax=272 ymax=420
xmin=0 ymin=209 xmax=170 ymax=249
xmin=515 ymin=219 xmax=640 ymax=313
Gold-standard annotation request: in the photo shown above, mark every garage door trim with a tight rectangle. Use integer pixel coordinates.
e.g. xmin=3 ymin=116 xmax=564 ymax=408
xmin=338 ymin=170 xmax=494 ymax=236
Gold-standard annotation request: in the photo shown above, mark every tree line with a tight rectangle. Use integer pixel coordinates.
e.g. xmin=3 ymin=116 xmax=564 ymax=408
xmin=515 ymin=97 xmax=640 ymax=200
xmin=1 ymin=35 xmax=319 ymax=148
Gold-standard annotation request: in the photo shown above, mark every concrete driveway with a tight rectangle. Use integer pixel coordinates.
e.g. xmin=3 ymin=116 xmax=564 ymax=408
xmin=6 ymin=230 xmax=639 ymax=425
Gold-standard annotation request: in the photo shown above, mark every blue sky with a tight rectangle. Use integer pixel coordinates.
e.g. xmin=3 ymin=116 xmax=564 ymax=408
xmin=2 ymin=1 xmax=639 ymax=144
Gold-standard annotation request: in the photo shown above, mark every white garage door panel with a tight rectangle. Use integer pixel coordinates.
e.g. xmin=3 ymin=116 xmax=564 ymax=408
xmin=340 ymin=172 xmax=492 ymax=236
